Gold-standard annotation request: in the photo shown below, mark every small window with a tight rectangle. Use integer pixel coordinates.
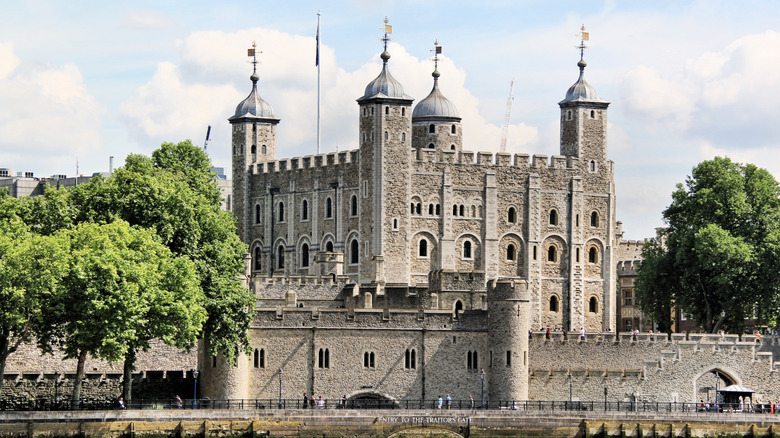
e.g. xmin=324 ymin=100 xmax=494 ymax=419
xmin=411 ymin=203 xmax=416 ymax=215
xmin=385 ymin=106 xmax=389 ymax=115
xmin=550 ymin=295 xmax=559 ymax=312
xmin=428 ymin=143 xmax=435 ymax=149
xmin=589 ymin=297 xmax=598 ymax=313
xmin=212 ymin=356 xmax=217 ymax=367
xmin=255 ymin=204 xmax=262 ymax=224
xmin=454 ymin=300 xmax=463 ymax=314
xmin=401 ymin=108 xmax=406 ymax=116
xmin=567 ymin=110 xmax=572 ymax=120
xmin=419 ymin=239 xmax=428 ymax=258
xmin=547 ymin=246 xmax=557 ymax=262
xmin=429 ymin=124 xmax=435 ymax=133
xmin=453 ymin=204 xmax=458 ymax=216
xmin=351 ymin=195 xmax=358 ymax=216
xmin=590 ymin=211 xmax=599 ymax=227
xmin=589 ymin=247 xmax=598 ymax=263
xmin=363 ymin=351 xmax=375 ymax=368
xmin=259 ymin=349 xmax=265 ymax=368
xmin=253 ymin=349 xmax=259 ymax=368
xmin=451 ymin=124 xmax=456 ymax=134
xmin=301 ymin=243 xmax=310 ymax=268
xmin=506 ymin=351 xmax=512 ymax=367
xmin=350 ymin=239 xmax=359 ymax=264
xmin=325 ymin=197 xmax=333 ymax=218
xmin=533 ymin=246 xmax=537 ymax=260
xmin=384 ymin=131 xmax=388 ymax=141
xmin=590 ymin=160 xmax=596 ymax=172
xmin=471 ymin=205 xmax=476 ymax=217
xmin=506 ymin=244 xmax=516 ymax=261
xmin=278 ymin=202 xmax=285 ymax=222
xmin=301 ymin=200 xmax=308 ymax=221
xmin=463 ymin=241 xmax=472 ymax=259
xmin=450 ymin=144 xmax=455 ymax=150
xmin=402 ymin=132 xmax=406 ymax=142
xmin=325 ymin=241 xmax=334 ymax=252
xmin=467 ymin=351 xmax=479 ymax=369
xmin=393 ymin=218 xmax=398 ymax=230
xmin=549 ymin=209 xmax=558 ymax=225
xmin=576 ymin=247 xmax=580 ymax=263
xmin=261 ymin=145 xmax=267 ymax=155
xmin=435 ymin=204 xmax=440 ymax=215
xmin=277 ymin=245 xmax=285 ymax=269
xmin=253 ymin=247 xmax=262 ymax=271
xmin=416 ymin=203 xmax=421 ymax=215
xmin=363 ymin=181 xmax=368 ymax=197
xmin=508 ymin=207 xmax=516 ymax=223
xmin=318 ymin=348 xmax=330 ymax=368
xmin=459 ymin=205 xmax=465 ymax=217
xmin=590 ymin=110 xmax=595 ymax=118
xmin=576 ymin=214 xmax=580 ymax=227
xmin=405 ymin=349 xmax=416 ymax=369
xmin=428 ymin=204 xmax=434 ymax=215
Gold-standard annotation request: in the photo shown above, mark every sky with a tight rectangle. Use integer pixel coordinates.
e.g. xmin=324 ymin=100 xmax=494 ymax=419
xmin=2 ymin=1 xmax=780 ymax=240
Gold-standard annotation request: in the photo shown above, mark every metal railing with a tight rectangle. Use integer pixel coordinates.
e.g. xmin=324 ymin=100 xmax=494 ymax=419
xmin=0 ymin=398 xmax=777 ymax=414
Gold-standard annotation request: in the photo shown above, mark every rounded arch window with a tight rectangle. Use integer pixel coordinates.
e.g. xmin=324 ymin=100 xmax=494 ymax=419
xmin=454 ymin=300 xmax=463 ymax=314
xmin=350 ymin=239 xmax=359 ymax=264
xmin=428 ymin=143 xmax=435 ymax=149
xmin=451 ymin=125 xmax=456 ymax=134
xmin=301 ymin=243 xmax=309 ymax=268
xmin=589 ymin=297 xmax=598 ymax=313
xmin=301 ymin=199 xmax=308 ymax=220
xmin=549 ymin=295 xmax=559 ymax=312
xmin=549 ymin=209 xmax=558 ymax=225
xmin=325 ymin=241 xmax=334 ymax=252
xmin=547 ymin=245 xmax=557 ymax=262
xmin=590 ymin=211 xmax=599 ymax=227
xmin=590 ymin=110 xmax=595 ymax=118
xmin=450 ymin=144 xmax=455 ymax=150
xmin=278 ymin=202 xmax=285 ymax=222
xmin=384 ymin=131 xmax=388 ymax=141
xmin=253 ymin=246 xmax=262 ymax=271
xmin=463 ymin=241 xmax=472 ymax=259
xmin=506 ymin=244 xmax=516 ymax=261
xmin=325 ymin=197 xmax=333 ymax=218
xmin=508 ymin=207 xmax=516 ymax=223
xmin=262 ymin=145 xmax=267 ymax=155
xmin=419 ymin=239 xmax=428 ymax=258
xmin=429 ymin=124 xmax=435 ymax=133
xmin=402 ymin=132 xmax=406 ymax=142
xmin=588 ymin=247 xmax=598 ymax=263
xmin=255 ymin=204 xmax=262 ymax=224
xmin=277 ymin=245 xmax=285 ymax=269
xmin=385 ymin=106 xmax=389 ymax=115
xmin=350 ymin=195 xmax=358 ymax=216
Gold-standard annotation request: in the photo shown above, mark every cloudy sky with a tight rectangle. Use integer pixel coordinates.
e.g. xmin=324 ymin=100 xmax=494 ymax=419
xmin=2 ymin=1 xmax=780 ymax=240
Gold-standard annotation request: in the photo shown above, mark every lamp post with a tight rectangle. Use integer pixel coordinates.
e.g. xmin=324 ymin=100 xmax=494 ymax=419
xmin=278 ymin=369 xmax=283 ymax=409
xmin=715 ymin=372 xmax=720 ymax=413
xmin=480 ymin=369 xmax=485 ymax=409
xmin=192 ymin=369 xmax=199 ymax=409
xmin=568 ymin=373 xmax=573 ymax=403
xmin=604 ymin=387 xmax=608 ymax=411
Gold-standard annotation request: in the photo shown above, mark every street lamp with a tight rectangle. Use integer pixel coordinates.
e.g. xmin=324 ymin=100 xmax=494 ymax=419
xmin=715 ymin=372 xmax=720 ymax=413
xmin=568 ymin=373 xmax=573 ymax=403
xmin=604 ymin=387 xmax=608 ymax=411
xmin=192 ymin=369 xmax=199 ymax=409
xmin=480 ymin=369 xmax=485 ymax=409
xmin=278 ymin=369 xmax=283 ymax=409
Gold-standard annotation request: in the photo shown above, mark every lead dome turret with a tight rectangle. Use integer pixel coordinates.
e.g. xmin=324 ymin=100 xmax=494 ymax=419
xmin=230 ymin=72 xmax=278 ymax=121
xmin=412 ymin=70 xmax=459 ymax=120
xmin=358 ymin=51 xmax=412 ymax=101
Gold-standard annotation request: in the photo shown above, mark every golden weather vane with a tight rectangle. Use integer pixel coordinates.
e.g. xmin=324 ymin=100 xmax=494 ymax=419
xmin=430 ymin=39 xmax=442 ymax=70
xmin=576 ymin=25 xmax=589 ymax=60
xmin=380 ymin=17 xmax=392 ymax=51
xmin=247 ymin=41 xmax=262 ymax=73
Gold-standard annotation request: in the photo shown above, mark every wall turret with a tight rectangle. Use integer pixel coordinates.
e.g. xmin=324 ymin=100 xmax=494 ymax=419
xmin=487 ymin=279 xmax=530 ymax=402
xmin=412 ymin=42 xmax=462 ymax=153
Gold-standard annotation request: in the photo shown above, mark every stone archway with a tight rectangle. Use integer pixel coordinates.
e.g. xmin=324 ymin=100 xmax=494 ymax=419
xmin=388 ymin=427 xmax=465 ymax=438
xmin=693 ymin=367 xmax=738 ymax=404
xmin=345 ymin=391 xmax=398 ymax=409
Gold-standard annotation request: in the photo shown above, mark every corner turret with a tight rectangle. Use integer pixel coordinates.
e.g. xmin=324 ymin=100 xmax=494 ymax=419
xmin=412 ymin=41 xmax=462 ymax=153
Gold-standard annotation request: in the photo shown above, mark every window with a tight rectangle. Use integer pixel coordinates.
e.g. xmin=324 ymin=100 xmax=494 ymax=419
xmin=363 ymin=181 xmax=368 ymax=197
xmin=576 ymin=214 xmax=580 ymax=227
xmin=576 ymin=247 xmax=580 ymax=263
xmin=401 ymin=108 xmax=405 ymax=116
xmin=253 ymin=247 xmax=262 ymax=271
xmin=278 ymin=202 xmax=285 ymax=222
xmin=590 ymin=160 xmax=596 ymax=172
xmin=623 ymin=289 xmax=633 ymax=306
xmin=255 ymin=204 xmax=262 ymax=224
xmin=393 ymin=219 xmax=398 ymax=230
xmin=301 ymin=244 xmax=309 ymax=268
xmin=350 ymin=195 xmax=358 ymax=216
xmin=590 ymin=110 xmax=595 ymax=118
xmin=547 ymin=245 xmax=557 ymax=262
xmin=325 ymin=241 xmax=334 ymax=252
xmin=450 ymin=144 xmax=455 ymax=150
xmin=506 ymin=244 xmax=516 ymax=261
xmin=508 ymin=207 xmax=516 ymax=223
xmin=567 ymin=110 xmax=572 ymax=120
xmin=416 ymin=203 xmax=421 ymax=215
xmin=589 ymin=247 xmax=598 ymax=263
xmin=471 ymin=205 xmax=476 ymax=217
xmin=363 ymin=351 xmax=375 ymax=368
xmin=428 ymin=143 xmax=435 ymax=149
xmin=451 ymin=124 xmax=456 ymax=134
xmin=454 ymin=300 xmax=463 ymax=314
xmin=301 ymin=199 xmax=308 ymax=221
xmin=589 ymin=297 xmax=598 ymax=313
xmin=506 ymin=351 xmax=512 ymax=367
xmin=467 ymin=351 xmax=478 ymax=369
xmin=405 ymin=349 xmax=416 ymax=369
xmin=419 ymin=239 xmax=428 ymax=257
xmin=533 ymin=246 xmax=537 ymax=260
xmin=253 ymin=349 xmax=259 ymax=368
xmin=590 ymin=211 xmax=599 ymax=227
xmin=549 ymin=209 xmax=558 ymax=225
xmin=325 ymin=197 xmax=333 ymax=218
xmin=429 ymin=124 xmax=435 ymax=133
xmin=435 ymin=204 xmax=440 ymax=215
xmin=453 ymin=204 xmax=458 ymax=216
xmin=549 ymin=295 xmax=559 ymax=312
xmin=254 ymin=349 xmax=265 ymax=368
xmin=384 ymin=131 xmax=388 ymax=141
xmin=350 ymin=239 xmax=359 ymax=264
xmin=277 ymin=245 xmax=285 ymax=269
xmin=463 ymin=241 xmax=472 ymax=259
xmin=428 ymin=204 xmax=434 ymax=215
xmin=212 ymin=356 xmax=217 ymax=367
xmin=385 ymin=106 xmax=389 ymax=115
xmin=402 ymin=132 xmax=406 ymax=142
xmin=251 ymin=145 xmax=256 ymax=162
xmin=459 ymin=205 xmax=465 ymax=216
xmin=261 ymin=145 xmax=267 ymax=155
xmin=318 ymin=348 xmax=330 ymax=368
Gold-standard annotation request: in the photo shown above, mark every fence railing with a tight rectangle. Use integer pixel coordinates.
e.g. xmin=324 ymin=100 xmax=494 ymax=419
xmin=0 ymin=398 xmax=776 ymax=414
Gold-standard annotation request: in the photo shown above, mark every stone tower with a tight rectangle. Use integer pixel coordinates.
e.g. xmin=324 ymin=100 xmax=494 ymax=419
xmin=487 ymin=279 xmax=530 ymax=402
xmin=229 ymin=61 xmax=280 ymax=245
xmin=356 ymin=25 xmax=414 ymax=285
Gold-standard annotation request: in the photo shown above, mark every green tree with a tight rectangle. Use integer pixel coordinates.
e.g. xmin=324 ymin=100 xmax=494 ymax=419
xmin=0 ymin=194 xmax=68 ymax=397
xmin=636 ymin=157 xmax=780 ymax=333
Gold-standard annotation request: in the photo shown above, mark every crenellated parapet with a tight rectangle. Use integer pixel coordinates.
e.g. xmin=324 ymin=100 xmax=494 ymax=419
xmin=249 ymin=150 xmax=360 ymax=175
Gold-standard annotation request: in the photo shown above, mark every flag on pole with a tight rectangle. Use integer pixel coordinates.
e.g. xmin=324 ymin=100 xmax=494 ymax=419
xmin=315 ymin=20 xmax=320 ymax=66
xmin=248 ymin=48 xmax=255 ymax=56
xmin=436 ymin=46 xmax=442 ymax=54
xmin=385 ymin=24 xmax=392 ymax=34
xmin=582 ymin=32 xmax=589 ymax=41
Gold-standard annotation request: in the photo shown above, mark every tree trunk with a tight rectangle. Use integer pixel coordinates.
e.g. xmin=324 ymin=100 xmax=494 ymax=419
xmin=123 ymin=349 xmax=136 ymax=403
xmin=71 ymin=350 xmax=88 ymax=409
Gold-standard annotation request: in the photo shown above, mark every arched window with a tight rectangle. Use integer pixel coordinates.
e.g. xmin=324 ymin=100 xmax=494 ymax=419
xmin=277 ymin=245 xmax=285 ymax=269
xmin=301 ymin=243 xmax=309 ymax=268
xmin=411 ymin=203 xmax=416 ymax=214
xmin=384 ymin=131 xmax=388 ymax=140
xmin=253 ymin=349 xmax=259 ymax=368
xmin=253 ymin=247 xmax=262 ymax=271
xmin=589 ymin=297 xmax=598 ymax=313
xmin=250 ymin=145 xmax=256 ymax=162
xmin=451 ymin=124 xmax=456 ymax=134
xmin=402 ymin=132 xmax=406 ymax=142
xmin=590 ymin=160 xmax=596 ymax=172
xmin=278 ymin=202 xmax=285 ymax=222
xmin=428 ymin=143 xmax=435 ymax=149
xmin=416 ymin=203 xmax=421 ymax=215
xmin=325 ymin=241 xmax=334 ymax=252
xmin=435 ymin=204 xmax=440 ymax=215
xmin=589 ymin=247 xmax=598 ymax=263
xmin=471 ymin=205 xmax=476 ymax=217
xmin=385 ymin=106 xmax=389 ymax=115
xmin=567 ymin=110 xmax=572 ymax=120
xmin=351 ymin=195 xmax=358 ymax=216
xmin=550 ymin=295 xmax=559 ymax=312
xmin=508 ymin=207 xmax=516 ymax=223
xmin=255 ymin=204 xmax=262 ymax=224
xmin=419 ymin=239 xmax=428 ymax=257
xmin=450 ymin=144 xmax=455 ymax=150
xmin=350 ymin=239 xmax=359 ymax=264
xmin=453 ymin=204 xmax=458 ymax=216
xmin=459 ymin=205 xmax=465 ymax=217
xmin=590 ymin=110 xmax=595 ymax=118
xmin=393 ymin=218 xmax=398 ymax=230
xmin=259 ymin=349 xmax=265 ymax=368
xmin=549 ymin=209 xmax=558 ymax=225
xmin=325 ymin=197 xmax=333 ymax=218
xmin=463 ymin=241 xmax=472 ymax=259
xmin=301 ymin=199 xmax=308 ymax=221
xmin=454 ymin=300 xmax=463 ymax=314
xmin=405 ymin=349 xmax=417 ymax=369
xmin=318 ymin=348 xmax=330 ymax=368
xmin=428 ymin=204 xmax=434 ymax=215
xmin=547 ymin=245 xmax=557 ymax=262
xmin=429 ymin=124 xmax=435 ymax=133
xmin=261 ymin=145 xmax=267 ymax=155
xmin=590 ymin=211 xmax=599 ymax=227
xmin=506 ymin=244 xmax=516 ymax=261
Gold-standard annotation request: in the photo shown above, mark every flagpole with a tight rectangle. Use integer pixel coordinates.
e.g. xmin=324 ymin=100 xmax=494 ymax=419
xmin=316 ymin=12 xmax=321 ymax=155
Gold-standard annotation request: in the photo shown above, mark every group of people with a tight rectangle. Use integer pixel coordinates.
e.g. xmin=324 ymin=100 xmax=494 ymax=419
xmin=301 ymin=393 xmax=328 ymax=409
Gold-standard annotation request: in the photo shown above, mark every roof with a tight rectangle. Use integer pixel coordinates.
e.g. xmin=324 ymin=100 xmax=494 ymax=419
xmin=412 ymin=70 xmax=460 ymax=120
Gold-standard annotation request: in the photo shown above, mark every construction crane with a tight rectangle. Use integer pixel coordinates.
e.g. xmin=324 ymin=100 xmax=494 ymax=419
xmin=203 ymin=125 xmax=211 ymax=151
xmin=499 ymin=79 xmax=515 ymax=153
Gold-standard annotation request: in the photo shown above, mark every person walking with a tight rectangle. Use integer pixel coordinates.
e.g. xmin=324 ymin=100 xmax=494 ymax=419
xmin=437 ymin=396 xmax=443 ymax=409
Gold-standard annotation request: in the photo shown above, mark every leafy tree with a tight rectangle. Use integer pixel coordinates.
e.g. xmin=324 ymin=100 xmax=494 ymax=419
xmin=636 ymin=157 xmax=780 ymax=333
xmin=0 ymin=194 xmax=68 ymax=397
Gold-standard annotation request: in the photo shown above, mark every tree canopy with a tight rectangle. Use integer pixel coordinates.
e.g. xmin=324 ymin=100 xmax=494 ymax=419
xmin=635 ymin=157 xmax=780 ymax=333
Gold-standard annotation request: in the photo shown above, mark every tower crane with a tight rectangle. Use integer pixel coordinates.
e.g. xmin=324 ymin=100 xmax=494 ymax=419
xmin=499 ymin=79 xmax=515 ymax=153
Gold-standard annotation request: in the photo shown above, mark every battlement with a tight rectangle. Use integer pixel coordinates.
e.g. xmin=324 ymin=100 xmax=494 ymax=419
xmin=617 ymin=260 xmax=640 ymax=273
xmin=414 ymin=149 xmax=586 ymax=170
xmin=250 ymin=150 xmax=360 ymax=175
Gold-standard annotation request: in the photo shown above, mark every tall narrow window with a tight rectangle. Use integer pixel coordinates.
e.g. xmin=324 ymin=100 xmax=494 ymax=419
xmin=459 ymin=205 xmax=465 ymax=216
xmin=363 ymin=352 xmax=375 ymax=368
xmin=402 ymin=132 xmax=406 ymax=142
xmin=301 ymin=244 xmax=310 ymax=268
xmin=549 ymin=209 xmax=558 ymax=225
xmin=428 ymin=204 xmax=434 ymax=215
xmin=463 ymin=241 xmax=472 ymax=259
xmin=550 ymin=295 xmax=559 ymax=312
xmin=351 ymin=195 xmax=358 ymax=216
xmin=429 ymin=124 xmax=435 ymax=133
xmin=507 ymin=244 xmax=516 ymax=261
xmin=416 ymin=203 xmax=421 ymax=215
xmin=467 ymin=351 xmax=473 ymax=369
xmin=589 ymin=247 xmax=598 ymax=263
xmin=405 ymin=349 xmax=417 ymax=369
xmin=506 ymin=351 xmax=512 ymax=367
xmin=301 ymin=200 xmax=308 ymax=221
xmin=254 ymin=349 xmax=259 ymax=368
xmin=277 ymin=245 xmax=285 ymax=269
xmin=325 ymin=197 xmax=333 ymax=218
xmin=508 ymin=207 xmax=516 ymax=223
xmin=547 ymin=246 xmax=557 ymax=262
xmin=253 ymin=247 xmax=262 ymax=271
xmin=419 ymin=239 xmax=428 ymax=257
xmin=454 ymin=300 xmax=463 ymax=314
xmin=318 ymin=348 xmax=330 ymax=368
xmin=453 ymin=204 xmax=458 ymax=216
xmin=393 ymin=219 xmax=398 ymax=230
xmin=576 ymin=247 xmax=581 ymax=263
xmin=451 ymin=124 xmax=456 ymax=134
xmin=435 ymin=204 xmax=440 ymax=215
xmin=589 ymin=297 xmax=598 ymax=313
xmin=590 ymin=211 xmax=599 ymax=227
xmin=261 ymin=145 xmax=267 ymax=154
xmin=350 ymin=239 xmax=359 ymax=264
xmin=326 ymin=241 xmax=334 ymax=252
xmin=255 ymin=204 xmax=262 ymax=224
xmin=259 ymin=349 xmax=265 ymax=368
xmin=278 ymin=202 xmax=285 ymax=222
xmin=385 ymin=106 xmax=389 ymax=115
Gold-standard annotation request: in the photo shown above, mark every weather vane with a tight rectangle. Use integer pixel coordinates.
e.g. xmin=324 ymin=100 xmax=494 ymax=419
xmin=247 ymin=41 xmax=262 ymax=74
xmin=380 ymin=17 xmax=392 ymax=51
xmin=576 ymin=25 xmax=589 ymax=61
xmin=431 ymin=39 xmax=442 ymax=70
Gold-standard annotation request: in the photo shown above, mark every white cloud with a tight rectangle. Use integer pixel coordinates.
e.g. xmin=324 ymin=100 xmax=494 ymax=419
xmin=122 ymin=10 xmax=176 ymax=30
xmin=0 ymin=46 xmax=104 ymax=175
xmin=0 ymin=42 xmax=19 ymax=79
